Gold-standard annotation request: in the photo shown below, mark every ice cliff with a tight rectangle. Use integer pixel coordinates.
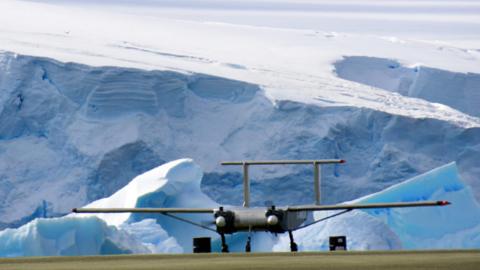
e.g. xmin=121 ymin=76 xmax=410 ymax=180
xmin=1 ymin=52 xmax=479 ymax=232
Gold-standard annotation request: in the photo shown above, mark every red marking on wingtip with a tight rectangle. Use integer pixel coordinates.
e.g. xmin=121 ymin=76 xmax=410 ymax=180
xmin=438 ymin=201 xmax=451 ymax=206
xmin=339 ymin=159 xmax=346 ymax=163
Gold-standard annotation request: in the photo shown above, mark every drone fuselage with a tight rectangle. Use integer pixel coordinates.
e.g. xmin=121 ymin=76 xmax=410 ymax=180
xmin=214 ymin=207 xmax=307 ymax=234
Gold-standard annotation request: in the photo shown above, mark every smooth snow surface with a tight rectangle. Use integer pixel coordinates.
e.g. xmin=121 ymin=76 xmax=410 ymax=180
xmin=0 ymin=0 xmax=479 ymax=125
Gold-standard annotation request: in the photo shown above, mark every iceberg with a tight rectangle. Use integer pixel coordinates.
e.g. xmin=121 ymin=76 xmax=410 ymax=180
xmin=120 ymin=219 xmax=182 ymax=253
xmin=75 ymin=159 xmax=218 ymax=252
xmin=77 ymin=159 xmax=216 ymax=225
xmin=76 ymin=158 xmax=219 ymax=251
xmin=0 ymin=159 xmax=212 ymax=256
xmin=273 ymin=210 xmax=403 ymax=251
xmin=358 ymin=162 xmax=480 ymax=249
xmin=0 ymin=216 xmax=148 ymax=257
xmin=274 ymin=162 xmax=480 ymax=251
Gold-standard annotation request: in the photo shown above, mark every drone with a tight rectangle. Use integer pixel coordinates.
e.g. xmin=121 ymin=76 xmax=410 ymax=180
xmin=73 ymin=159 xmax=450 ymax=252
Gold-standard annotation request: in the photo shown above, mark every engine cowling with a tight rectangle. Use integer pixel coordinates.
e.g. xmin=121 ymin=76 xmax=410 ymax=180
xmin=214 ymin=207 xmax=236 ymax=234
xmin=265 ymin=207 xmax=285 ymax=233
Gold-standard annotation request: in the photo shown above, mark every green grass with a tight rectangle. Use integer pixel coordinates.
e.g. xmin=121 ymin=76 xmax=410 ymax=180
xmin=0 ymin=250 xmax=478 ymax=270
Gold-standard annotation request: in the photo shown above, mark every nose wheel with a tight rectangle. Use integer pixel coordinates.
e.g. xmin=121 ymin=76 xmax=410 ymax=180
xmin=288 ymin=230 xmax=298 ymax=252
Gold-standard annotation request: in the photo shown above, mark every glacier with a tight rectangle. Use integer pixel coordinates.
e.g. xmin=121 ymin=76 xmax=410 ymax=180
xmin=0 ymin=51 xmax=479 ymax=232
xmin=334 ymin=56 xmax=480 ymax=117
xmin=0 ymin=159 xmax=478 ymax=256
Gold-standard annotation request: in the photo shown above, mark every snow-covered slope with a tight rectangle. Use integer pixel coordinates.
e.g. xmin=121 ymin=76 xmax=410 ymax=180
xmin=0 ymin=0 xmax=479 ymax=123
xmin=334 ymin=56 xmax=480 ymax=117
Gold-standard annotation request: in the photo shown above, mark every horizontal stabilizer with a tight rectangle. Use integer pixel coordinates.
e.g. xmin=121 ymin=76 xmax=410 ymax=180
xmin=221 ymin=159 xmax=345 ymax=165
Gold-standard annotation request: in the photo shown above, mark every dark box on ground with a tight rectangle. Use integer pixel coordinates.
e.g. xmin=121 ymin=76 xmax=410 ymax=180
xmin=193 ymin=237 xmax=211 ymax=253
xmin=329 ymin=236 xmax=347 ymax=251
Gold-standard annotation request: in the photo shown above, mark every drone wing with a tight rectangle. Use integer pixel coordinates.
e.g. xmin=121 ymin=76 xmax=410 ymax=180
xmin=72 ymin=207 xmax=215 ymax=214
xmin=287 ymin=200 xmax=450 ymax=212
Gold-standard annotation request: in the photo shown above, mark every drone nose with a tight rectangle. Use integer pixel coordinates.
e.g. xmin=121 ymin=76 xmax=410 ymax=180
xmin=215 ymin=216 xmax=226 ymax=227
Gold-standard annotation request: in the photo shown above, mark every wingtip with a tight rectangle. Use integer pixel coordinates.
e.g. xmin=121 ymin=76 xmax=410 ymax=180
xmin=339 ymin=159 xmax=346 ymax=163
xmin=72 ymin=208 xmax=78 ymax=213
xmin=438 ymin=200 xmax=451 ymax=206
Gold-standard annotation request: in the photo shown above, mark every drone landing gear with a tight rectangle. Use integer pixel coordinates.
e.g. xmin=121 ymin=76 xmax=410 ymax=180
xmin=288 ymin=230 xmax=298 ymax=252
xmin=245 ymin=226 xmax=252 ymax=252
xmin=221 ymin=234 xmax=229 ymax=253
xmin=245 ymin=236 xmax=251 ymax=252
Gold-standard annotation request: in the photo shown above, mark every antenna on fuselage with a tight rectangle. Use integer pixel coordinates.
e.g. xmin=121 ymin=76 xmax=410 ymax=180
xmin=221 ymin=159 xmax=346 ymax=207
